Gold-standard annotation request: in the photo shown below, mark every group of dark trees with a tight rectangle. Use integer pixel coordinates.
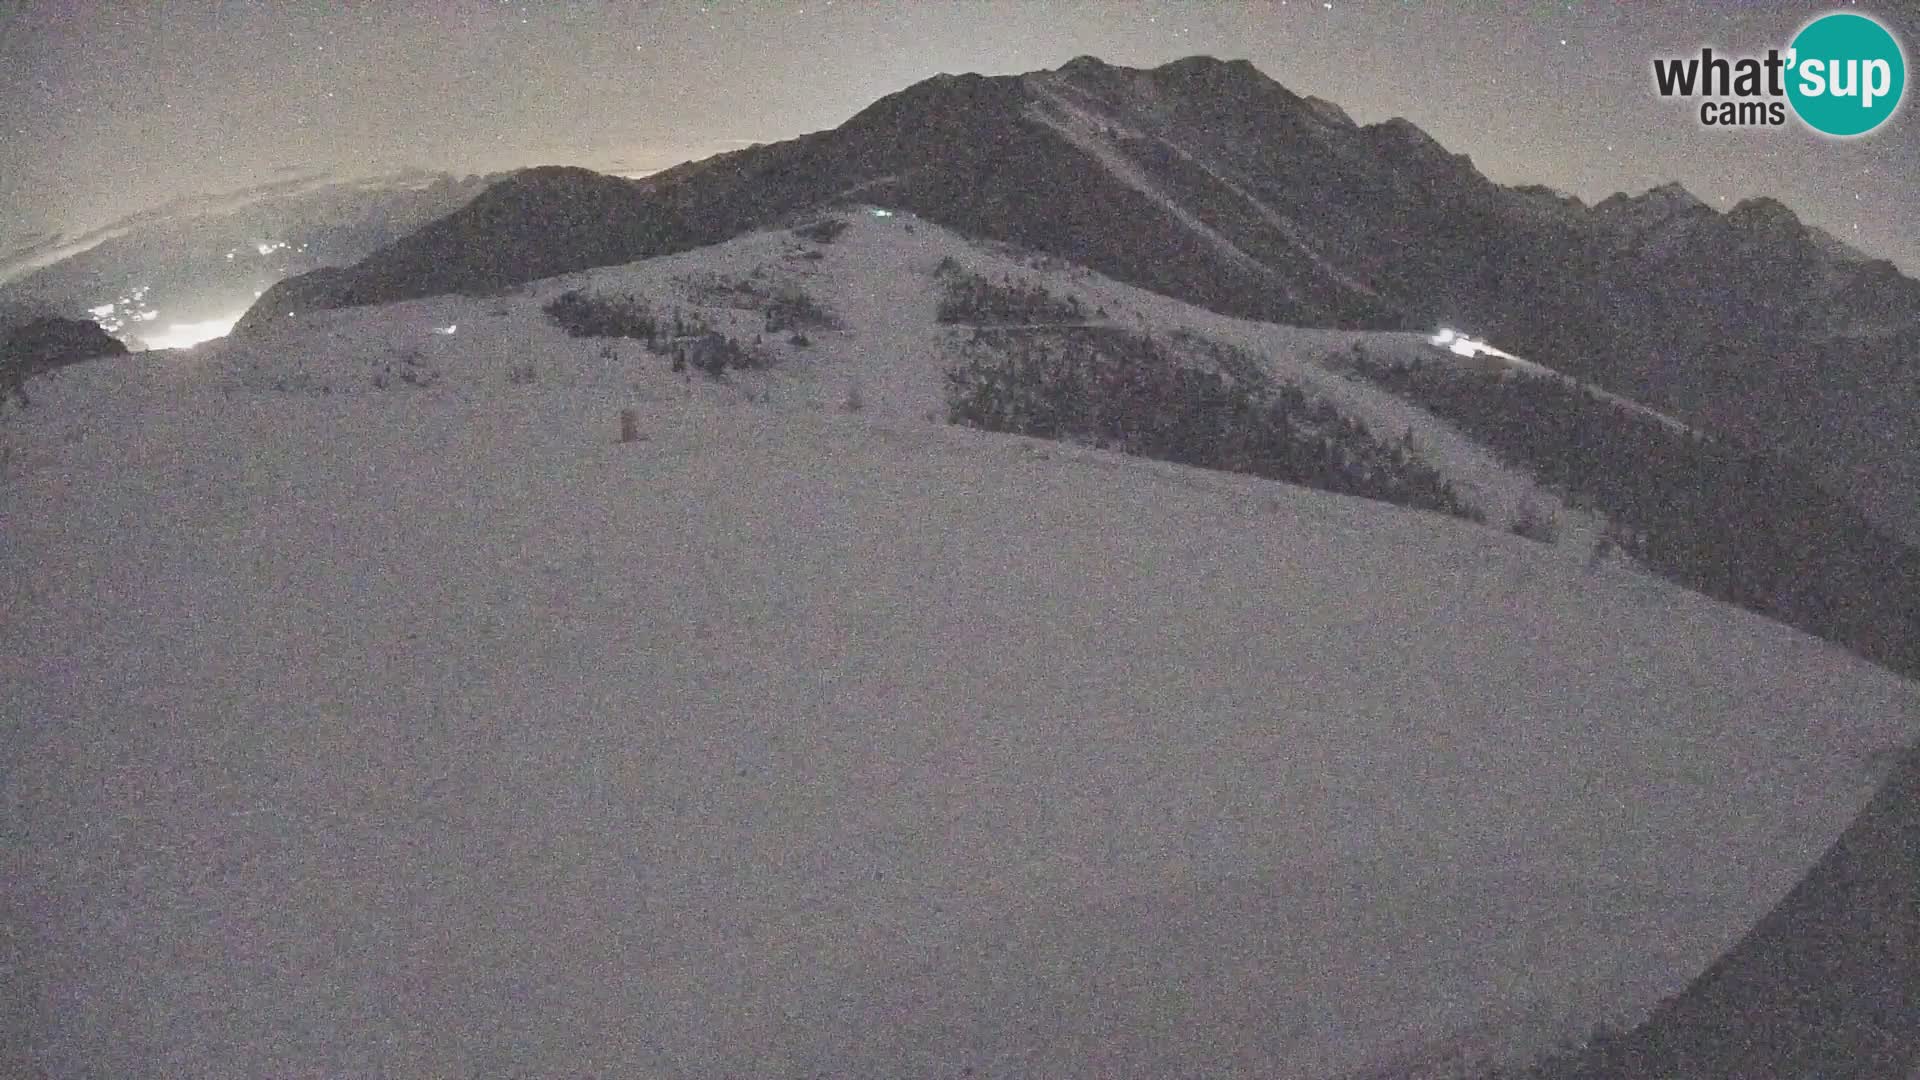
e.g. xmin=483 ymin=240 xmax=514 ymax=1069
xmin=790 ymin=218 xmax=849 ymax=244
xmin=543 ymin=288 xmax=767 ymax=381
xmin=935 ymin=267 xmax=1092 ymax=326
xmin=1345 ymin=350 xmax=1920 ymax=680
xmin=761 ymin=289 xmax=839 ymax=335
xmin=944 ymin=326 xmax=1485 ymax=523
xmin=544 ymin=288 xmax=659 ymax=341
xmin=681 ymin=273 xmax=842 ymax=339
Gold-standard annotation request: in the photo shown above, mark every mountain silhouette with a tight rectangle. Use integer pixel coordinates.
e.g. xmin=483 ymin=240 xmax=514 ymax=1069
xmin=240 ymin=55 xmax=1920 ymax=538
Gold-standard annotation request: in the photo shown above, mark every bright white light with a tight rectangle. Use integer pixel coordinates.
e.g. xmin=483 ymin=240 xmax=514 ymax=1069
xmin=88 ymin=302 xmax=116 ymax=318
xmin=1431 ymin=326 xmax=1499 ymax=358
xmin=255 ymin=241 xmax=289 ymax=256
xmin=143 ymin=313 xmax=243 ymax=350
xmin=134 ymin=309 xmax=159 ymax=322
xmin=432 ymin=323 xmax=458 ymax=335
xmin=869 ymin=208 xmax=893 ymax=218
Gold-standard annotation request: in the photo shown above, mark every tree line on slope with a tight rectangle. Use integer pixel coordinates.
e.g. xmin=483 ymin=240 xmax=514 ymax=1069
xmin=944 ymin=325 xmax=1486 ymax=524
xmin=1342 ymin=348 xmax=1920 ymax=680
xmin=934 ymin=262 xmax=1095 ymax=326
xmin=543 ymin=289 xmax=771 ymax=380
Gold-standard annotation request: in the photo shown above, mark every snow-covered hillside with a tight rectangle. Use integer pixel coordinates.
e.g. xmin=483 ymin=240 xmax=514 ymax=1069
xmin=5 ymin=212 xmax=1916 ymax=1079
xmin=210 ymin=209 xmax=1594 ymax=547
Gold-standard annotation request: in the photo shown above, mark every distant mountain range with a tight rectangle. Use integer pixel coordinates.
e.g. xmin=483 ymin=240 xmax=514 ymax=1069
xmin=0 ymin=171 xmax=504 ymax=348
xmin=237 ymin=55 xmax=1920 ymax=541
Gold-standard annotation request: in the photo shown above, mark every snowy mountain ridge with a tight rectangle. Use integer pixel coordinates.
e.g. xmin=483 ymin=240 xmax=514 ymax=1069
xmin=234 ymin=54 xmax=1920 ymax=545
xmin=5 ymin=210 xmax=1917 ymax=1079
xmin=216 ymin=208 xmax=1600 ymax=548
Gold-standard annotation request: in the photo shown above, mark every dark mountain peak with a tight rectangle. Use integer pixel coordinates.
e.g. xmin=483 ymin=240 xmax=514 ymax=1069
xmin=1509 ymin=184 xmax=1589 ymax=225
xmin=838 ymin=66 xmax=1026 ymax=141
xmin=1148 ymin=54 xmax=1277 ymax=96
xmin=1647 ymin=179 xmax=1703 ymax=204
xmin=444 ymin=165 xmax=648 ymax=226
xmin=5 ymin=315 xmax=126 ymax=357
xmin=1365 ymin=116 xmax=1444 ymax=152
xmin=481 ymin=165 xmax=641 ymax=201
xmin=921 ymin=69 xmax=994 ymax=88
xmin=235 ymin=166 xmax=686 ymax=331
xmin=1597 ymin=180 xmax=1706 ymax=212
xmin=1057 ymin=54 xmax=1113 ymax=77
xmin=1512 ymin=183 xmax=1585 ymax=208
xmin=448 ymin=167 xmax=654 ymax=246
xmin=1362 ymin=116 xmax=1484 ymax=183
xmin=1592 ymin=182 xmax=1714 ymax=231
xmin=1153 ymin=54 xmax=1261 ymax=77
xmin=1052 ymin=55 xmax=1286 ymax=107
xmin=1126 ymin=55 xmax=1351 ymax=143
xmin=1300 ymin=95 xmax=1358 ymax=129
xmin=506 ymin=164 xmax=600 ymax=182
xmin=3 ymin=315 xmax=127 ymax=388
xmin=1726 ymin=195 xmax=1803 ymax=230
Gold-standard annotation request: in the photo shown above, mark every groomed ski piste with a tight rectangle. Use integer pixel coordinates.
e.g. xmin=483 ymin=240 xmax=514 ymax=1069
xmin=5 ymin=210 xmax=1916 ymax=1078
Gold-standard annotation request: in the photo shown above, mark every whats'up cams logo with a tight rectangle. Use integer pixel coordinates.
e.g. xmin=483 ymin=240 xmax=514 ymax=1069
xmin=1654 ymin=11 xmax=1907 ymax=136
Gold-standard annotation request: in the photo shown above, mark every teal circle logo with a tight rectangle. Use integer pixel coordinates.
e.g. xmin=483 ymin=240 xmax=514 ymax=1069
xmin=1786 ymin=12 xmax=1906 ymax=136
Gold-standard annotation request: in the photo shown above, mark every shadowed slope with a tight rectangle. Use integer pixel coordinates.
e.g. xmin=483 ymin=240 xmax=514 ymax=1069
xmin=1536 ymin=741 xmax=1919 ymax=1079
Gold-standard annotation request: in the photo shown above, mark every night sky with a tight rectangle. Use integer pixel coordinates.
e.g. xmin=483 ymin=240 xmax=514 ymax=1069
xmin=4 ymin=0 xmax=1917 ymax=274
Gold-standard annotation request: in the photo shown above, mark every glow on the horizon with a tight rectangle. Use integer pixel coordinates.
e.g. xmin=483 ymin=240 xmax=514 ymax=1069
xmin=143 ymin=313 xmax=244 ymax=350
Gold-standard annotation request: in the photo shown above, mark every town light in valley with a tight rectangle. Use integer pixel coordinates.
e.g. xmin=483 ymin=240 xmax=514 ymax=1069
xmin=142 ymin=313 xmax=245 ymax=350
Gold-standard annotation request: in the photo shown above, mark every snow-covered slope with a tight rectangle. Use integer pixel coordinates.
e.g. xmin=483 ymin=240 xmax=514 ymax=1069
xmin=216 ymin=209 xmax=1593 ymax=547
xmin=5 ymin=214 xmax=1917 ymax=1079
